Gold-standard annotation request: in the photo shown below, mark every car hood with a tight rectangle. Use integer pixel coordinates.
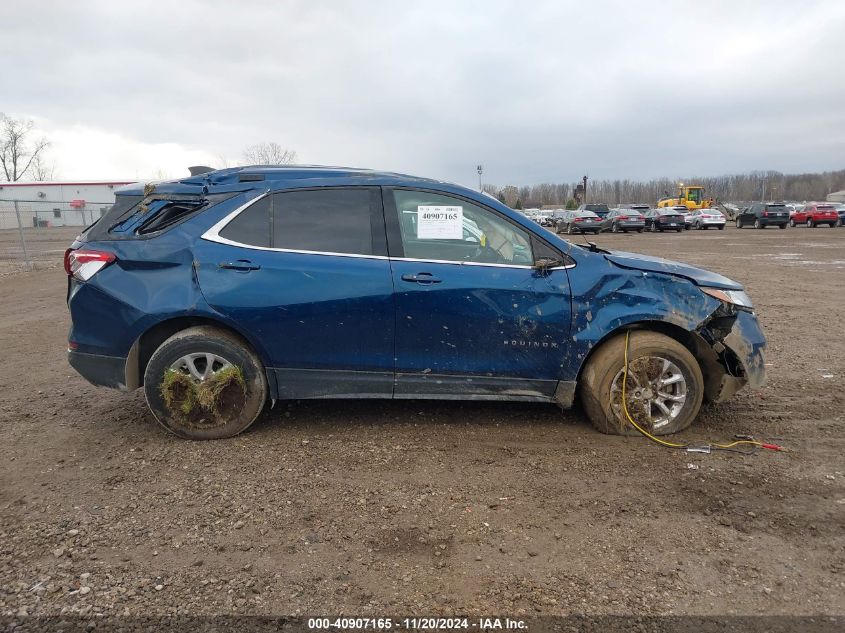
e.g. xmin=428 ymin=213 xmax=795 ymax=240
xmin=603 ymin=250 xmax=743 ymax=290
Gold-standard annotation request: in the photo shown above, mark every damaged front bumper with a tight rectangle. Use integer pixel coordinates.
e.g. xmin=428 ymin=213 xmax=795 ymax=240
xmin=694 ymin=308 xmax=766 ymax=403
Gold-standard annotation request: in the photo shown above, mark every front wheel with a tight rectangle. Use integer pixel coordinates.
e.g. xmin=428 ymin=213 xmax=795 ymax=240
xmin=807 ymin=219 xmax=814 ymax=228
xmin=578 ymin=331 xmax=704 ymax=436
xmin=836 ymin=219 xmax=842 ymax=227
xmin=718 ymin=225 xmax=725 ymax=230
xmin=789 ymin=219 xmax=796 ymax=227
xmin=143 ymin=326 xmax=268 ymax=440
xmin=637 ymin=228 xmax=644 ymax=233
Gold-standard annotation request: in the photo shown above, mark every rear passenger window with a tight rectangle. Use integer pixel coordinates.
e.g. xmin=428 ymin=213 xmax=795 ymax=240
xmin=219 ymin=196 xmax=271 ymax=247
xmin=272 ymin=189 xmax=375 ymax=255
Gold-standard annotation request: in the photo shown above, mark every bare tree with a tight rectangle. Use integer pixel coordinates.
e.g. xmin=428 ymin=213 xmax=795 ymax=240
xmin=0 ymin=113 xmax=50 ymax=181
xmin=31 ymin=154 xmax=57 ymax=181
xmin=242 ymin=142 xmax=297 ymax=165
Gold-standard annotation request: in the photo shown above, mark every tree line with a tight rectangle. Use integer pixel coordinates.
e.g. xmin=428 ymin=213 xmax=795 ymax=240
xmin=484 ymin=169 xmax=845 ymax=209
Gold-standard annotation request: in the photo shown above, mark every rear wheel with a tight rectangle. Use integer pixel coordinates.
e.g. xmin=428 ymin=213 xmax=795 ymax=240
xmin=612 ymin=222 xmax=620 ymax=233
xmin=676 ymin=228 xmax=682 ymax=233
xmin=143 ymin=326 xmax=268 ymax=440
xmin=718 ymin=225 xmax=725 ymax=230
xmin=736 ymin=218 xmax=743 ymax=228
xmin=754 ymin=219 xmax=763 ymax=229
xmin=579 ymin=331 xmax=704 ymax=436
xmin=778 ymin=223 xmax=787 ymax=229
xmin=789 ymin=219 xmax=796 ymax=227
xmin=567 ymin=224 xmax=574 ymax=235
xmin=637 ymin=228 xmax=644 ymax=233
xmin=836 ymin=219 xmax=842 ymax=227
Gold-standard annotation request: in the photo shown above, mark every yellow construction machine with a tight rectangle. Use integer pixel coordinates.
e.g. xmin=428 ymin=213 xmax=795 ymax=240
xmin=657 ymin=183 xmax=714 ymax=210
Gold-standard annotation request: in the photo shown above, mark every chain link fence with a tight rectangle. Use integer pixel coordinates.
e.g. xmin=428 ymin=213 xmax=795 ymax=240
xmin=0 ymin=199 xmax=112 ymax=275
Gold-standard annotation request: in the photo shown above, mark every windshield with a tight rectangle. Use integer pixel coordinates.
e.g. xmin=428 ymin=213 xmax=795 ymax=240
xmin=687 ymin=188 xmax=703 ymax=203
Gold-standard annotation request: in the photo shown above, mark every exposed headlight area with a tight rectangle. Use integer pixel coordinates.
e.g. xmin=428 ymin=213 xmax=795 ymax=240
xmin=701 ymin=287 xmax=754 ymax=311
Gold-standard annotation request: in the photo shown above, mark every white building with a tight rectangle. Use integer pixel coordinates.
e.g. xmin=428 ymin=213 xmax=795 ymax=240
xmin=827 ymin=190 xmax=845 ymax=203
xmin=0 ymin=180 xmax=135 ymax=230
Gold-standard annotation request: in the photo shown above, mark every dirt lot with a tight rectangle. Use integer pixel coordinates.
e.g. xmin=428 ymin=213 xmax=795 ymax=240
xmin=1 ymin=226 xmax=843 ymax=621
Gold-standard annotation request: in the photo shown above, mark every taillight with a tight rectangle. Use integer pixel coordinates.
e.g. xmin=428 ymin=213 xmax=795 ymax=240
xmin=64 ymin=248 xmax=116 ymax=281
xmin=762 ymin=211 xmax=768 ymax=217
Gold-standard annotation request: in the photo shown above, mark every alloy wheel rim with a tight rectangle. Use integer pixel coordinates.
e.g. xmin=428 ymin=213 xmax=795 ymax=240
xmin=610 ymin=356 xmax=688 ymax=430
xmin=170 ymin=352 xmax=233 ymax=382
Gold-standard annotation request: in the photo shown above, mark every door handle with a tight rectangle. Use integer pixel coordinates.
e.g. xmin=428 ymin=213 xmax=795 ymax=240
xmin=219 ymin=259 xmax=261 ymax=271
xmin=401 ymin=272 xmax=442 ymax=284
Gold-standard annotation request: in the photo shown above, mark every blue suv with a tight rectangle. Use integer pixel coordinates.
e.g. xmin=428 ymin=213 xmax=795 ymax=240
xmin=65 ymin=166 xmax=766 ymax=440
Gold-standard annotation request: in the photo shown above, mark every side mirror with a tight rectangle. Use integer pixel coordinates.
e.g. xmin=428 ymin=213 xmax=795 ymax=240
xmin=533 ymin=256 xmax=561 ymax=271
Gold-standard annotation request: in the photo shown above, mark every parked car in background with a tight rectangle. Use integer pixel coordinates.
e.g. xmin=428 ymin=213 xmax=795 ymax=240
xmin=834 ymin=204 xmax=845 ymax=226
xmin=65 ymin=164 xmax=767 ymax=440
xmin=555 ymin=210 xmax=603 ymax=234
xmin=538 ymin=210 xmax=556 ymax=227
xmin=644 ymin=208 xmax=684 ymax=232
xmin=578 ymin=203 xmax=611 ymax=219
xmin=687 ymin=209 xmax=726 ymax=230
xmin=523 ymin=209 xmax=541 ymax=224
xmin=789 ymin=203 xmax=840 ymax=227
xmin=601 ymin=208 xmax=645 ymax=233
xmin=735 ymin=203 xmax=790 ymax=229
xmin=550 ymin=209 xmax=568 ymax=229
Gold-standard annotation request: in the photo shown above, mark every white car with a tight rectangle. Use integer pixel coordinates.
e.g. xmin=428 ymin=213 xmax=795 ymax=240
xmin=687 ymin=209 xmax=726 ymax=230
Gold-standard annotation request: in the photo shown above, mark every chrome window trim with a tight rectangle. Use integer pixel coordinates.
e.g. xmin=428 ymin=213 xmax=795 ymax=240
xmin=201 ymin=192 xmax=576 ymax=269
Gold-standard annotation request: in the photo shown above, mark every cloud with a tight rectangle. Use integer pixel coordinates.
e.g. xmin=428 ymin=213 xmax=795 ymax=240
xmin=2 ymin=0 xmax=844 ymax=187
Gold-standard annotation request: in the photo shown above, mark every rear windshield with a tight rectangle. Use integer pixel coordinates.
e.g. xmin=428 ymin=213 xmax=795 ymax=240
xmin=585 ymin=204 xmax=609 ymax=212
xmin=576 ymin=211 xmax=599 ymax=218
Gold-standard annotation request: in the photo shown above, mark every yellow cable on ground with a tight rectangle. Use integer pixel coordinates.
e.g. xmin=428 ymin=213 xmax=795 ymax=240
xmin=620 ymin=330 xmax=785 ymax=453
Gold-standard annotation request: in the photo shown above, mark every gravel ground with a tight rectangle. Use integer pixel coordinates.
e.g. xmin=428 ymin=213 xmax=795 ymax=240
xmin=0 ymin=225 xmax=843 ymax=622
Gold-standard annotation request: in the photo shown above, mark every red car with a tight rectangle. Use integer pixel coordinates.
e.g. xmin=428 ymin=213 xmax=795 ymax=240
xmin=790 ymin=203 xmax=840 ymax=227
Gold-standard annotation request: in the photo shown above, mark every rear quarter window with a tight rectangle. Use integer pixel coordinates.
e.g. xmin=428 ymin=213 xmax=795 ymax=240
xmin=219 ymin=196 xmax=271 ymax=247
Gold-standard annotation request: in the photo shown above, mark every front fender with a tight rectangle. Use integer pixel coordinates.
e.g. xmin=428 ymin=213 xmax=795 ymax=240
xmin=561 ymin=264 xmax=721 ymax=381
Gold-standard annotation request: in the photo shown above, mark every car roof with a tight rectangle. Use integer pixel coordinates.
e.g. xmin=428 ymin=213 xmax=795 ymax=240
xmin=116 ymin=165 xmax=458 ymax=196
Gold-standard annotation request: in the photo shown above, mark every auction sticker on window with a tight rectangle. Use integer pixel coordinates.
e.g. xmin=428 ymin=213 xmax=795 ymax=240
xmin=417 ymin=206 xmax=463 ymax=239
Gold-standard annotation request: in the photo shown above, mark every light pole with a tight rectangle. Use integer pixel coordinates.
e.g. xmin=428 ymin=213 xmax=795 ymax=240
xmin=477 ymin=164 xmax=483 ymax=192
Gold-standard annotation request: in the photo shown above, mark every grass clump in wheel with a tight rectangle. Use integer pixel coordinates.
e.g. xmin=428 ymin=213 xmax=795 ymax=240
xmin=160 ymin=366 xmax=247 ymax=427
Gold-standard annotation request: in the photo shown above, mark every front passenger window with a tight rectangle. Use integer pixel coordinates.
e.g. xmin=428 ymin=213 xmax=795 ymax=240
xmin=392 ymin=190 xmax=533 ymax=266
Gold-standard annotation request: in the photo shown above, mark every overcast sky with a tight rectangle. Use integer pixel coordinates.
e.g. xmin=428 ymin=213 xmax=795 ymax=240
xmin=3 ymin=0 xmax=844 ymax=187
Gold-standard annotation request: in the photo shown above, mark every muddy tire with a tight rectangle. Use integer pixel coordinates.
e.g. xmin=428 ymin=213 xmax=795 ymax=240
xmin=143 ymin=326 xmax=267 ymax=440
xmin=578 ymin=331 xmax=704 ymax=436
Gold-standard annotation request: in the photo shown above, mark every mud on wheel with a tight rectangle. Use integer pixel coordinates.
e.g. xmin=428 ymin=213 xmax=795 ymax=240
xmin=143 ymin=325 xmax=267 ymax=440
xmin=578 ymin=331 xmax=704 ymax=436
